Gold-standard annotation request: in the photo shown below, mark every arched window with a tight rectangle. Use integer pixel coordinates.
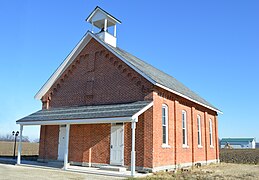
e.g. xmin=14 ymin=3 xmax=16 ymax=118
xmin=209 ymin=119 xmax=213 ymax=146
xmin=162 ymin=104 xmax=168 ymax=145
xmin=197 ymin=115 xmax=202 ymax=146
xmin=182 ymin=110 xmax=187 ymax=146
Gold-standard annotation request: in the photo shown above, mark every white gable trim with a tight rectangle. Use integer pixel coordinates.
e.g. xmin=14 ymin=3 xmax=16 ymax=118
xmin=34 ymin=33 xmax=92 ymax=100
xmin=132 ymin=101 xmax=153 ymax=120
xmin=34 ymin=31 xmax=221 ymax=114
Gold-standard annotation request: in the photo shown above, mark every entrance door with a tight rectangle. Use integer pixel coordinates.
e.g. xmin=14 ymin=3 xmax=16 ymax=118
xmin=110 ymin=123 xmax=124 ymax=165
xmin=58 ymin=125 xmax=66 ymax=160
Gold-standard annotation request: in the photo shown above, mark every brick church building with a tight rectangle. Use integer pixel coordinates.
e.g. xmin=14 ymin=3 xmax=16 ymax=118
xmin=17 ymin=6 xmax=221 ymax=176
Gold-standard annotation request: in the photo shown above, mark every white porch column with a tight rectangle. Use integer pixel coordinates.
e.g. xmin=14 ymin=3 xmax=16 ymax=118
xmin=114 ymin=24 xmax=117 ymax=37
xmin=17 ymin=125 xmax=23 ymax=165
xmin=131 ymin=118 xmax=137 ymax=177
xmin=104 ymin=19 xmax=107 ymax=32
xmin=63 ymin=124 xmax=70 ymax=170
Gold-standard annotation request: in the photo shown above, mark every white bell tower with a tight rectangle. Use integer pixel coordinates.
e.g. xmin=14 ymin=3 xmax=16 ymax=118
xmin=86 ymin=6 xmax=121 ymax=47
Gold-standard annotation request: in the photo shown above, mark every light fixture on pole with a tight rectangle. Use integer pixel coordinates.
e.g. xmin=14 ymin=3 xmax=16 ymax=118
xmin=12 ymin=131 xmax=19 ymax=159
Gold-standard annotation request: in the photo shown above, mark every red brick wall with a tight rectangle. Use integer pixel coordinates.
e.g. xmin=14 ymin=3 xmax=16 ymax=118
xmin=69 ymin=124 xmax=111 ymax=164
xmin=152 ymin=92 xmax=175 ymax=167
xmin=193 ymin=109 xmax=206 ymax=162
xmin=39 ymin=125 xmax=59 ymax=160
xmin=152 ymin=87 xmax=219 ymax=168
xmin=42 ymin=38 xmax=153 ymax=108
xmin=39 ymin=109 xmax=153 ymax=168
xmin=128 ymin=107 xmax=153 ymax=168
xmin=206 ymin=114 xmax=217 ymax=161
xmin=176 ymin=103 xmax=193 ymax=164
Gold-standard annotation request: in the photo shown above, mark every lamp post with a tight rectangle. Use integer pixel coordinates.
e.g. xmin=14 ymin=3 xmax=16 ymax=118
xmin=12 ymin=131 xmax=19 ymax=159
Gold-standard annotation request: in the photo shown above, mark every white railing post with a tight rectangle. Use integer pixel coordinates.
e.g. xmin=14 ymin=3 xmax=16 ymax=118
xmin=64 ymin=124 xmax=70 ymax=170
xmin=17 ymin=125 xmax=23 ymax=165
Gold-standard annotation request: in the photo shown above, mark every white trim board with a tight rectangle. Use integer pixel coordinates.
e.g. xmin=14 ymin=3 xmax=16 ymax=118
xmin=34 ymin=34 xmax=91 ymax=100
xmin=132 ymin=102 xmax=153 ymax=120
xmin=17 ymin=117 xmax=132 ymax=126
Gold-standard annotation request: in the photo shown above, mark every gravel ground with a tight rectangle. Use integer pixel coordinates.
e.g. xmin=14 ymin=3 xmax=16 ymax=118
xmin=0 ymin=164 xmax=125 ymax=180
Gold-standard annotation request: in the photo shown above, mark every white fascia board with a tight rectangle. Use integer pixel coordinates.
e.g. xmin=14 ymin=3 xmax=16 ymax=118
xmin=17 ymin=117 xmax=132 ymax=126
xmin=34 ymin=33 xmax=92 ymax=100
xmin=156 ymin=83 xmax=223 ymax=114
xmin=132 ymin=101 xmax=154 ymax=120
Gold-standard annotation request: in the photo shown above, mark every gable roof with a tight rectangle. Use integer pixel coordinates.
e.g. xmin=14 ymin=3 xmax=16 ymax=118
xmin=35 ymin=31 xmax=222 ymax=113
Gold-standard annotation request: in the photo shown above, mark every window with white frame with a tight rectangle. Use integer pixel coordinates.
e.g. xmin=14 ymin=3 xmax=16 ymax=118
xmin=209 ymin=119 xmax=213 ymax=146
xmin=182 ymin=110 xmax=187 ymax=146
xmin=197 ymin=115 xmax=202 ymax=146
xmin=162 ymin=104 xmax=168 ymax=145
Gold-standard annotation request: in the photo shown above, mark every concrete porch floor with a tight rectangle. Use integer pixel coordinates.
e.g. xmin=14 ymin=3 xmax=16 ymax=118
xmin=0 ymin=157 xmax=151 ymax=178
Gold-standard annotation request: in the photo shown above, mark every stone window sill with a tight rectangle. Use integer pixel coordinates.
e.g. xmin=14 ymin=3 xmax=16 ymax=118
xmin=182 ymin=145 xmax=189 ymax=149
xmin=162 ymin=144 xmax=171 ymax=149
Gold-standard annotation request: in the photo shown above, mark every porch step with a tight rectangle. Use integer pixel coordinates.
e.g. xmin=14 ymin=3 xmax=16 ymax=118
xmin=99 ymin=165 xmax=127 ymax=172
xmin=47 ymin=160 xmax=64 ymax=168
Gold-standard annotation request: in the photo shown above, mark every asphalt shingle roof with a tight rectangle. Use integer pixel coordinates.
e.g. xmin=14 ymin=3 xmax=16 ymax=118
xmin=108 ymin=44 xmax=218 ymax=111
xmin=17 ymin=101 xmax=151 ymax=123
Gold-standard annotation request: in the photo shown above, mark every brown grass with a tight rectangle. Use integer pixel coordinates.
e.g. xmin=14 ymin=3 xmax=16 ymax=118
xmin=220 ymin=149 xmax=259 ymax=164
xmin=0 ymin=141 xmax=39 ymax=156
xmin=130 ymin=163 xmax=259 ymax=180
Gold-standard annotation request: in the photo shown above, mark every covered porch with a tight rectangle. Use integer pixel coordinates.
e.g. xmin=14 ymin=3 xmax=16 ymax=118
xmin=16 ymin=101 xmax=153 ymax=177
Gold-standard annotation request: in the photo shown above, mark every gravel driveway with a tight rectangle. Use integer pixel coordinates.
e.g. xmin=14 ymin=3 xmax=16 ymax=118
xmin=0 ymin=164 xmax=125 ymax=180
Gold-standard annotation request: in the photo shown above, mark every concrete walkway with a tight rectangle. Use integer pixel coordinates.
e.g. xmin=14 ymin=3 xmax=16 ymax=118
xmin=0 ymin=158 xmax=150 ymax=179
xmin=0 ymin=163 xmax=125 ymax=180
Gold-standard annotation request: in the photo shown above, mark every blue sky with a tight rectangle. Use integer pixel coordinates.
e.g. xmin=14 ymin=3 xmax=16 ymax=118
xmin=0 ymin=1 xmax=258 ymax=141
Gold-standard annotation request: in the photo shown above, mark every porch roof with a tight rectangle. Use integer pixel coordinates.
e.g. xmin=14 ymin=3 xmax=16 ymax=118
xmin=16 ymin=101 xmax=153 ymax=125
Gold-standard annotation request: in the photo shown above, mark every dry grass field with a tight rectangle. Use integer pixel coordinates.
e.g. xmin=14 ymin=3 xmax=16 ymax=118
xmin=132 ymin=163 xmax=259 ymax=180
xmin=0 ymin=141 xmax=39 ymax=156
xmin=220 ymin=149 xmax=259 ymax=164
